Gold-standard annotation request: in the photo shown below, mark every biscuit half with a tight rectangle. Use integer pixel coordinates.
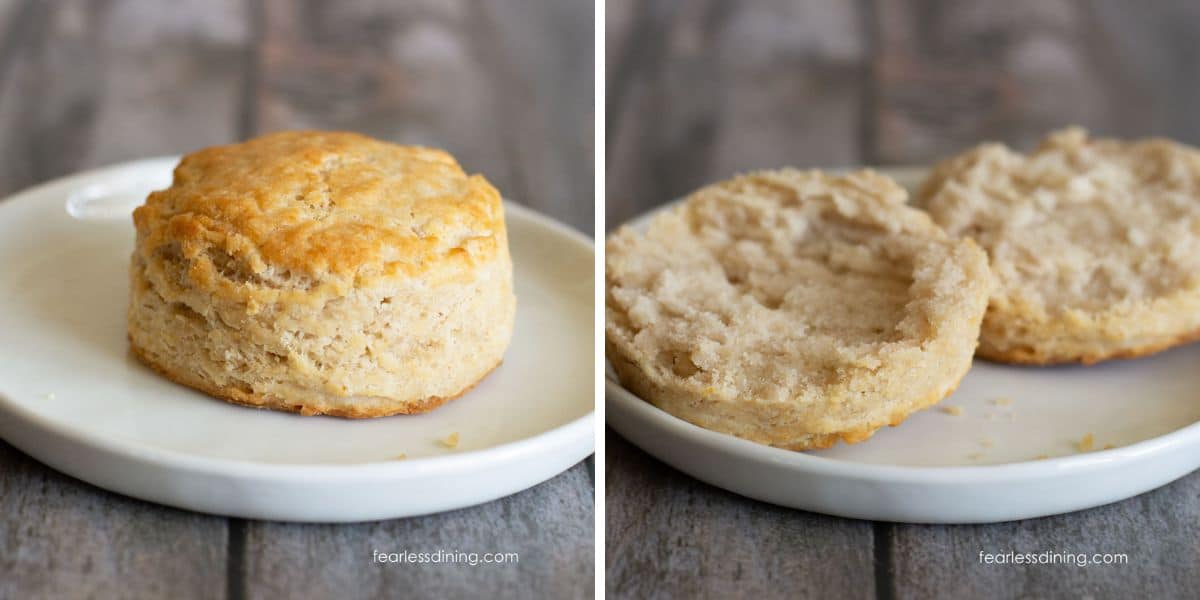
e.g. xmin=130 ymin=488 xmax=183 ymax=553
xmin=920 ymin=127 xmax=1200 ymax=365
xmin=606 ymin=169 xmax=990 ymax=450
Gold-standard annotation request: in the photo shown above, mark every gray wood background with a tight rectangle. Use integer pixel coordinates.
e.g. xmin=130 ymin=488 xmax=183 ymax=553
xmin=606 ymin=1 xmax=1200 ymax=599
xmin=0 ymin=1 xmax=594 ymax=599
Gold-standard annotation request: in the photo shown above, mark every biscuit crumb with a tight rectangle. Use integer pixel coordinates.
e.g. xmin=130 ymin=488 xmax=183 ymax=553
xmin=990 ymin=397 xmax=1012 ymax=407
xmin=1034 ymin=454 xmax=1049 ymax=460
xmin=394 ymin=453 xmax=407 ymax=460
xmin=940 ymin=405 xmax=964 ymax=416
xmin=922 ymin=128 xmax=1200 ymax=364
xmin=440 ymin=432 xmax=460 ymax=449
xmin=606 ymin=168 xmax=991 ymax=450
xmin=980 ymin=439 xmax=994 ymax=448
xmin=967 ymin=452 xmax=984 ymax=461
xmin=1076 ymin=433 xmax=1095 ymax=452
xmin=1103 ymin=443 xmax=1115 ymax=450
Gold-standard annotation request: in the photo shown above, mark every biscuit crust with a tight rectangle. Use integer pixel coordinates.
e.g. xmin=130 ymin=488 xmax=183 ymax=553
xmin=920 ymin=128 xmax=1200 ymax=365
xmin=134 ymin=131 xmax=504 ymax=289
xmin=128 ymin=132 xmax=515 ymax=416
xmin=131 ymin=340 xmax=499 ymax=418
xmin=976 ymin=326 xmax=1200 ymax=366
xmin=606 ymin=169 xmax=990 ymax=451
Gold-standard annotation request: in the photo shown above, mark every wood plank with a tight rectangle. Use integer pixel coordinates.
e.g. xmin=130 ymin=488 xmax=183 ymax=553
xmin=240 ymin=460 xmax=595 ymax=599
xmin=254 ymin=0 xmax=593 ymax=229
xmin=0 ymin=442 xmax=229 ymax=600
xmin=869 ymin=0 xmax=1174 ymax=164
xmin=887 ymin=470 xmax=1200 ymax=599
xmin=0 ymin=0 xmax=77 ymax=195
xmin=0 ymin=1 xmax=249 ymax=598
xmin=0 ymin=0 xmax=249 ymax=196
xmin=1089 ymin=0 xmax=1200 ymax=144
xmin=605 ymin=431 xmax=875 ymax=600
xmin=253 ymin=0 xmax=504 ymax=169
xmin=605 ymin=0 xmax=867 ymax=227
xmin=604 ymin=0 xmax=636 ymax=87
xmin=474 ymin=0 xmax=594 ymax=232
xmin=0 ymin=0 xmax=31 ymax=77
xmin=82 ymin=0 xmax=251 ymax=165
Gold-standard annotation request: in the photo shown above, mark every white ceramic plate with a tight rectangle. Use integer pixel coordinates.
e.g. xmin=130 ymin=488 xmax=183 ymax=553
xmin=606 ymin=166 xmax=1200 ymax=524
xmin=0 ymin=158 xmax=594 ymax=523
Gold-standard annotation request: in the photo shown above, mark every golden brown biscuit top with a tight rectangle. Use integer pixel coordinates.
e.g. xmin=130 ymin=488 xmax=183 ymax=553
xmin=133 ymin=131 xmax=504 ymax=291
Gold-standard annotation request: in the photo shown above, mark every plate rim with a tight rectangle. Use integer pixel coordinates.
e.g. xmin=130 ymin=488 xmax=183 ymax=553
xmin=608 ymin=377 xmax=1200 ymax=482
xmin=0 ymin=156 xmax=596 ymax=482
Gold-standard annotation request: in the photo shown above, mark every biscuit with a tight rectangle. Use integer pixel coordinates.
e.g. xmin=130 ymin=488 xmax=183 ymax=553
xmin=919 ymin=127 xmax=1200 ymax=364
xmin=606 ymin=169 xmax=990 ymax=450
xmin=128 ymin=131 xmax=516 ymax=417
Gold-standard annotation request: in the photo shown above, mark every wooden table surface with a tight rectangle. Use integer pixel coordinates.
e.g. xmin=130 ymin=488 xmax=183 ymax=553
xmin=606 ymin=1 xmax=1200 ymax=598
xmin=0 ymin=1 xmax=594 ymax=599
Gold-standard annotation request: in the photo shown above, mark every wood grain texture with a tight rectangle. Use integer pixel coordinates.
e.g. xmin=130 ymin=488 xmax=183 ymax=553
xmin=870 ymin=0 xmax=1200 ymax=164
xmin=887 ymin=471 xmax=1200 ymax=599
xmin=0 ymin=0 xmax=31 ymax=80
xmin=1090 ymin=0 xmax=1200 ymax=144
xmin=254 ymin=0 xmax=594 ymax=232
xmin=606 ymin=0 xmax=866 ymax=227
xmin=605 ymin=431 xmax=875 ymax=600
xmin=0 ymin=441 xmax=229 ymax=600
xmin=476 ymin=0 xmax=595 ymax=232
xmin=0 ymin=0 xmax=249 ymax=196
xmin=241 ymin=461 xmax=595 ymax=600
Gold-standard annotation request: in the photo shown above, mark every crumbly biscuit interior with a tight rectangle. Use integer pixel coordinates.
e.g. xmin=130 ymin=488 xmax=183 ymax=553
xmin=608 ymin=170 xmax=984 ymax=407
xmin=921 ymin=127 xmax=1200 ymax=317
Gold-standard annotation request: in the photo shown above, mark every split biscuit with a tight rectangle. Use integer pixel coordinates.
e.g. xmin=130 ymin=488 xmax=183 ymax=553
xmin=606 ymin=169 xmax=990 ymax=450
xmin=920 ymin=127 xmax=1200 ymax=364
